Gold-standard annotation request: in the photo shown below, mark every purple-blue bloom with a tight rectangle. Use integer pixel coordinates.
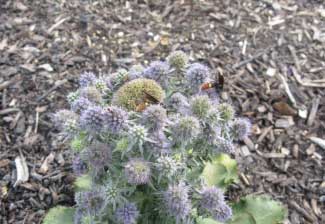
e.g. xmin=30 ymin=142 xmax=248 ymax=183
xmin=212 ymin=203 xmax=232 ymax=223
xmin=143 ymin=61 xmax=170 ymax=82
xmin=79 ymin=72 xmax=96 ymax=87
xmin=199 ymin=186 xmax=225 ymax=211
xmin=80 ymin=106 xmax=105 ymax=133
xmin=124 ymin=158 xmax=151 ymax=185
xmin=186 ymin=63 xmax=210 ymax=91
xmin=142 ymin=104 xmax=167 ymax=131
xmin=115 ymin=202 xmax=139 ymax=224
xmin=71 ymin=97 xmax=92 ymax=114
xmin=164 ymin=182 xmax=191 ymax=221
xmin=104 ymin=106 xmax=128 ymax=133
xmin=72 ymin=155 xmax=87 ymax=176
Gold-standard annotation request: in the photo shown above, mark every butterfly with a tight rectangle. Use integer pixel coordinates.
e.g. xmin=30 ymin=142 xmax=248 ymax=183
xmin=135 ymin=91 xmax=161 ymax=112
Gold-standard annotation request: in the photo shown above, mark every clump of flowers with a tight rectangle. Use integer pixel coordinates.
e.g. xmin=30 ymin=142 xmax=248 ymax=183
xmin=49 ymin=51 xmax=254 ymax=224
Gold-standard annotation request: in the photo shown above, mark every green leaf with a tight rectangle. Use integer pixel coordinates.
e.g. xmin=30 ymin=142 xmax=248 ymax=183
xmin=74 ymin=174 xmax=92 ymax=191
xmin=201 ymin=153 xmax=238 ymax=188
xmin=230 ymin=195 xmax=286 ymax=224
xmin=42 ymin=206 xmax=75 ymax=224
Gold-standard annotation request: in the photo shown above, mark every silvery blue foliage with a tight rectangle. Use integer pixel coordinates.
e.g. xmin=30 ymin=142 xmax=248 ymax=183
xmin=51 ymin=53 xmax=250 ymax=223
xmin=115 ymin=203 xmax=139 ymax=224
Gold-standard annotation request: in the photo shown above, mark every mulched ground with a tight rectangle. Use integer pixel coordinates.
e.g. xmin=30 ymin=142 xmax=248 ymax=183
xmin=1 ymin=0 xmax=325 ymax=223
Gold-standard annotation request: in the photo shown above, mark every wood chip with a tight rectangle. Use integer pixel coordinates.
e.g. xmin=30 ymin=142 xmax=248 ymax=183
xmin=14 ymin=153 xmax=29 ymax=187
xmin=275 ymin=116 xmax=294 ymax=128
xmin=307 ymin=97 xmax=320 ymax=126
xmin=309 ymin=137 xmax=325 ymax=150
xmin=39 ymin=152 xmax=55 ymax=174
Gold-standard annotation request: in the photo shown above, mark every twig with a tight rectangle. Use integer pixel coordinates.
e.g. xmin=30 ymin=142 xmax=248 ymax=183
xmin=307 ymin=97 xmax=320 ymax=126
xmin=291 ymin=67 xmax=325 ymax=88
xmin=0 ymin=108 xmax=20 ymax=115
xmin=276 ymin=73 xmax=297 ymax=108
xmin=36 ymin=79 xmax=67 ymax=102
xmin=232 ymin=45 xmax=275 ymax=69
xmin=48 ymin=17 xmax=70 ymax=33
xmin=0 ymin=76 xmax=20 ymax=91
xmin=288 ymin=201 xmax=317 ymax=223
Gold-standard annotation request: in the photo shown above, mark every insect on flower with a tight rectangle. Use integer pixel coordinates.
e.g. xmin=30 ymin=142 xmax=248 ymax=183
xmin=136 ymin=91 xmax=162 ymax=112
xmin=200 ymin=70 xmax=224 ymax=92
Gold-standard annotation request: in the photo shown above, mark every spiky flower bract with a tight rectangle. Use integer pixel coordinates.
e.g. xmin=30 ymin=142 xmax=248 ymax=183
xmin=71 ymin=97 xmax=92 ymax=114
xmin=142 ymin=104 xmax=167 ymax=131
xmin=112 ymin=78 xmax=165 ymax=111
xmin=80 ymin=86 xmax=102 ymax=104
xmin=169 ymin=92 xmax=190 ymax=114
xmin=128 ymin=125 xmax=147 ymax=144
xmin=231 ymin=117 xmax=251 ymax=140
xmin=124 ymin=158 xmax=151 ymax=185
xmin=79 ymin=72 xmax=96 ymax=87
xmin=103 ymin=106 xmax=128 ymax=133
xmin=190 ymin=95 xmax=212 ymax=120
xmin=115 ymin=203 xmax=139 ymax=224
xmin=218 ymin=103 xmax=235 ymax=122
xmin=167 ymin=51 xmax=188 ymax=70
xmin=164 ymin=182 xmax=191 ymax=221
xmin=80 ymin=106 xmax=105 ymax=133
xmin=186 ymin=63 xmax=210 ymax=91
xmin=156 ymin=155 xmax=182 ymax=178
xmin=172 ymin=116 xmax=200 ymax=144
xmin=146 ymin=130 xmax=171 ymax=155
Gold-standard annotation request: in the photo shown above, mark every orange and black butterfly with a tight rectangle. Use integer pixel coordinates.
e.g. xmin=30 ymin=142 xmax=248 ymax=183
xmin=135 ymin=91 xmax=161 ymax=112
xmin=200 ymin=72 xmax=224 ymax=92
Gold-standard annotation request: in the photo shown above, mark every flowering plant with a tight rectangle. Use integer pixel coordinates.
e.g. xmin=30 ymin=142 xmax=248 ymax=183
xmin=44 ymin=51 xmax=285 ymax=224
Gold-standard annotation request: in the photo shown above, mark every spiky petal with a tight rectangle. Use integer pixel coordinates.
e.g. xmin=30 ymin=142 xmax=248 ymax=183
xmin=142 ymin=104 xmax=167 ymax=131
xmin=172 ymin=116 xmax=200 ymax=143
xmin=104 ymin=106 xmax=128 ymax=133
xmin=71 ymin=97 xmax=93 ymax=114
xmin=199 ymin=186 xmax=225 ymax=211
xmin=80 ymin=106 xmax=105 ymax=133
xmin=212 ymin=203 xmax=232 ymax=223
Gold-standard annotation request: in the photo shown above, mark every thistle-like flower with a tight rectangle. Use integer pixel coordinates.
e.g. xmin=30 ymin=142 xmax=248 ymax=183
xmin=94 ymin=78 xmax=108 ymax=92
xmin=128 ymin=64 xmax=144 ymax=80
xmin=80 ymin=106 xmax=105 ymax=133
xmin=190 ymin=95 xmax=212 ymax=120
xmin=172 ymin=116 xmax=200 ymax=143
xmin=164 ymin=182 xmax=191 ymax=221
xmin=72 ymin=155 xmax=87 ymax=176
xmin=214 ymin=137 xmax=235 ymax=154
xmin=81 ymin=141 xmax=111 ymax=176
xmin=128 ymin=125 xmax=148 ymax=144
xmin=146 ymin=130 xmax=171 ymax=155
xmin=75 ymin=187 xmax=106 ymax=217
xmin=124 ymin=158 xmax=151 ymax=185
xmin=79 ymin=72 xmax=96 ymax=87
xmin=186 ymin=63 xmax=210 ymax=91
xmin=103 ymin=106 xmax=128 ymax=133
xmin=67 ymin=91 xmax=79 ymax=104
xmin=167 ymin=51 xmax=188 ymax=70
xmin=142 ymin=104 xmax=167 ymax=131
xmin=212 ymin=203 xmax=232 ymax=223
xmin=71 ymin=97 xmax=92 ymax=114
xmin=231 ymin=118 xmax=251 ymax=140
xmin=169 ymin=92 xmax=190 ymax=114
xmin=80 ymin=86 xmax=102 ymax=104
xmin=115 ymin=203 xmax=139 ymax=224
xmin=199 ymin=186 xmax=225 ymax=212
xmin=109 ymin=69 xmax=129 ymax=88
xmin=143 ymin=61 xmax=170 ymax=84
xmin=218 ymin=103 xmax=235 ymax=122
xmin=156 ymin=155 xmax=182 ymax=177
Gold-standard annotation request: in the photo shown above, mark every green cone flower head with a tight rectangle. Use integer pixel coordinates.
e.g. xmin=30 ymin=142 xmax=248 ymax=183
xmin=167 ymin=50 xmax=188 ymax=70
xmin=112 ymin=78 xmax=165 ymax=111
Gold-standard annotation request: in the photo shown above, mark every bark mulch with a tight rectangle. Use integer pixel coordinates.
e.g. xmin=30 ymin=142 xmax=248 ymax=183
xmin=0 ymin=0 xmax=324 ymax=223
